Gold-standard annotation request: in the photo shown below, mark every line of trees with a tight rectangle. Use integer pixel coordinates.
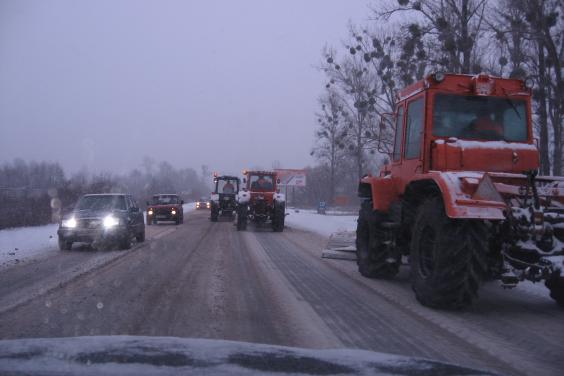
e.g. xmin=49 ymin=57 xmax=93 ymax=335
xmin=310 ymin=0 xmax=563 ymax=205
xmin=0 ymin=158 xmax=210 ymax=229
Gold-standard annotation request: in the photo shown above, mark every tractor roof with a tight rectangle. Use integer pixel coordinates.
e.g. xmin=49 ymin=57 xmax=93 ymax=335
xmin=398 ymin=73 xmax=530 ymax=102
xmin=244 ymin=170 xmax=276 ymax=176
xmin=216 ymin=175 xmax=240 ymax=181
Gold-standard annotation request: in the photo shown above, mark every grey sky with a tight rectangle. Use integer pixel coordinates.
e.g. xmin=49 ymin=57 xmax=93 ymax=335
xmin=0 ymin=0 xmax=372 ymax=176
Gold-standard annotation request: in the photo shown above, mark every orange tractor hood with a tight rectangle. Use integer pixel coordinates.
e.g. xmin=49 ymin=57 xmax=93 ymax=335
xmin=432 ymin=139 xmax=539 ymax=173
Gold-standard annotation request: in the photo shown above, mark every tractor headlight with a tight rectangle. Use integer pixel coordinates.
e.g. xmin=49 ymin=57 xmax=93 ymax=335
xmin=171 ymin=209 xmax=177 ymax=215
xmin=62 ymin=217 xmax=77 ymax=228
xmin=103 ymin=215 xmax=120 ymax=228
xmin=148 ymin=209 xmax=153 ymax=215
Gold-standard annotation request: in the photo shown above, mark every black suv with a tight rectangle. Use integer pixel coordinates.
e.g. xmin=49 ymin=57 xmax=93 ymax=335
xmin=57 ymin=194 xmax=145 ymax=250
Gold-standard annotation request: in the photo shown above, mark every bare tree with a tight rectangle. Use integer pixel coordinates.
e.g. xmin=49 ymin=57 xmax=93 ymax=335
xmin=378 ymin=0 xmax=489 ymax=74
xmin=312 ymin=90 xmax=347 ymax=204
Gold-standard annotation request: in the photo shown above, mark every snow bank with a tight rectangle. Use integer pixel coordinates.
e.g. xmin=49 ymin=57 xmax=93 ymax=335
xmin=182 ymin=202 xmax=197 ymax=213
xmin=0 ymin=224 xmax=59 ymax=268
xmin=285 ymin=209 xmax=358 ymax=237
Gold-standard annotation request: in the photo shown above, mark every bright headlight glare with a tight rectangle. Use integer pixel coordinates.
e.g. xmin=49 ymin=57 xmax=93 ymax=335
xmin=103 ymin=215 xmax=119 ymax=228
xmin=62 ymin=217 xmax=77 ymax=228
xmin=171 ymin=209 xmax=177 ymax=215
xmin=148 ymin=209 xmax=153 ymax=215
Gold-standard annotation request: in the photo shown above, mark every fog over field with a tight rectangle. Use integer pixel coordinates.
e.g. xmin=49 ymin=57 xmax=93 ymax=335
xmin=0 ymin=0 xmax=371 ymax=174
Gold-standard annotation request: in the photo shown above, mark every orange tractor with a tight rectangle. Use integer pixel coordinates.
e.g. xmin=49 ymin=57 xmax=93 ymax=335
xmin=236 ymin=170 xmax=285 ymax=231
xmin=357 ymin=73 xmax=564 ymax=309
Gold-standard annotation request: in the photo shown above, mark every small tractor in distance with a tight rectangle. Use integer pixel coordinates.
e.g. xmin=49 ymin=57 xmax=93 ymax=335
xmin=210 ymin=174 xmax=240 ymax=222
xmin=357 ymin=72 xmax=564 ymax=309
xmin=236 ymin=170 xmax=285 ymax=231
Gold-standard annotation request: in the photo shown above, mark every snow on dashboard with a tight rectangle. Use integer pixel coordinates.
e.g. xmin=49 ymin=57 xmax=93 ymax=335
xmin=0 ymin=336 xmax=493 ymax=376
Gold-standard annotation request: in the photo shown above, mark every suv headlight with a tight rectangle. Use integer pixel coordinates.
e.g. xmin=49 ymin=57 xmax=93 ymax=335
xmin=62 ymin=217 xmax=77 ymax=228
xmin=103 ymin=215 xmax=120 ymax=228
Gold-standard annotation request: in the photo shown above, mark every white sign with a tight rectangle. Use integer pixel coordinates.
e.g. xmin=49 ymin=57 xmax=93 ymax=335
xmin=285 ymin=174 xmax=306 ymax=187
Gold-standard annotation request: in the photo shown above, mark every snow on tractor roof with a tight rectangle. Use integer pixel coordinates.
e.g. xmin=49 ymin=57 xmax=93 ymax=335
xmin=244 ymin=170 xmax=277 ymax=176
xmin=398 ymin=72 xmax=530 ymax=101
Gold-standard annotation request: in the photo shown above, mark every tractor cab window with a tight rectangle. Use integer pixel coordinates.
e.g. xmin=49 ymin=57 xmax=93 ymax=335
xmin=393 ymin=106 xmax=404 ymax=162
xmin=405 ymin=98 xmax=424 ymax=159
xmin=249 ymin=175 xmax=274 ymax=191
xmin=218 ymin=179 xmax=237 ymax=194
xmin=433 ymin=94 xmax=527 ymax=142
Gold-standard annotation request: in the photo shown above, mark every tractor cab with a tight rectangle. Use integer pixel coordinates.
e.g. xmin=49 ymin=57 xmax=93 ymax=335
xmin=384 ymin=73 xmax=538 ymax=188
xmin=209 ymin=174 xmax=240 ymax=222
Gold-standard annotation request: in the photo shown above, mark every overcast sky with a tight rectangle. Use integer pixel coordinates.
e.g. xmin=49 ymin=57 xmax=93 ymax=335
xmin=0 ymin=0 xmax=372 ymax=176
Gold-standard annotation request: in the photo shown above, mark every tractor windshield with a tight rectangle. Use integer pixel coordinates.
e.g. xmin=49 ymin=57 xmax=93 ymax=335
xmin=249 ymin=175 xmax=274 ymax=191
xmin=433 ymin=94 xmax=528 ymax=142
xmin=217 ymin=179 xmax=238 ymax=194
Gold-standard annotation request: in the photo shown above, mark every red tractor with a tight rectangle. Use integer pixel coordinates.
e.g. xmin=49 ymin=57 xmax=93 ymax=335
xmin=357 ymin=72 xmax=564 ymax=309
xmin=236 ymin=170 xmax=285 ymax=231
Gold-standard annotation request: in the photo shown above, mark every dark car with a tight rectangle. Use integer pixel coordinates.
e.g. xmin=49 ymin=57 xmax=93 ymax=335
xmin=146 ymin=194 xmax=184 ymax=225
xmin=57 ymin=193 xmax=145 ymax=250
xmin=196 ymin=196 xmax=210 ymax=210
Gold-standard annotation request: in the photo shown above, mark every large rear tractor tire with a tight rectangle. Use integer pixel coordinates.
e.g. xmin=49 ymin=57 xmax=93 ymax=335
xmin=410 ymin=197 xmax=488 ymax=309
xmin=272 ymin=204 xmax=285 ymax=232
xmin=546 ymin=274 xmax=564 ymax=307
xmin=237 ymin=205 xmax=248 ymax=231
xmin=355 ymin=201 xmax=399 ymax=279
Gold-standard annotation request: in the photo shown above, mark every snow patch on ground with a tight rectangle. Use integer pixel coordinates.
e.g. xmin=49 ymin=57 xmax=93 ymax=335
xmin=285 ymin=209 xmax=358 ymax=237
xmin=0 ymin=224 xmax=59 ymax=269
xmin=0 ymin=203 xmax=197 ymax=269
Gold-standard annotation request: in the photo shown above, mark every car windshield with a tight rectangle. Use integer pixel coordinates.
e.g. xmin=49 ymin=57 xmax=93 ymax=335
xmin=153 ymin=195 xmax=178 ymax=205
xmin=433 ymin=94 xmax=528 ymax=141
xmin=76 ymin=195 xmax=126 ymax=211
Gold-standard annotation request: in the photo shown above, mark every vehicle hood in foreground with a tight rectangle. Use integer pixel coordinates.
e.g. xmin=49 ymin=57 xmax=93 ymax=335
xmin=0 ymin=336 xmax=496 ymax=375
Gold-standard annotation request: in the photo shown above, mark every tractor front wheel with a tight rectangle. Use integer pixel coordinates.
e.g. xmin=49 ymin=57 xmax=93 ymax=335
xmin=410 ymin=197 xmax=488 ymax=309
xmin=211 ymin=206 xmax=219 ymax=222
xmin=237 ymin=205 xmax=247 ymax=231
xmin=272 ymin=204 xmax=285 ymax=232
xmin=355 ymin=201 xmax=399 ymax=279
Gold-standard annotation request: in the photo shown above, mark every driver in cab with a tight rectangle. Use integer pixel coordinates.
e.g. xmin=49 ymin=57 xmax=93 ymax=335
xmin=462 ymin=107 xmax=503 ymax=140
xmin=222 ymin=181 xmax=235 ymax=194
xmin=251 ymin=175 xmax=273 ymax=191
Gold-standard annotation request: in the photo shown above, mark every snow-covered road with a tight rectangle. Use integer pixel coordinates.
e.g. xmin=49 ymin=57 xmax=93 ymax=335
xmin=0 ymin=209 xmax=562 ymax=375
